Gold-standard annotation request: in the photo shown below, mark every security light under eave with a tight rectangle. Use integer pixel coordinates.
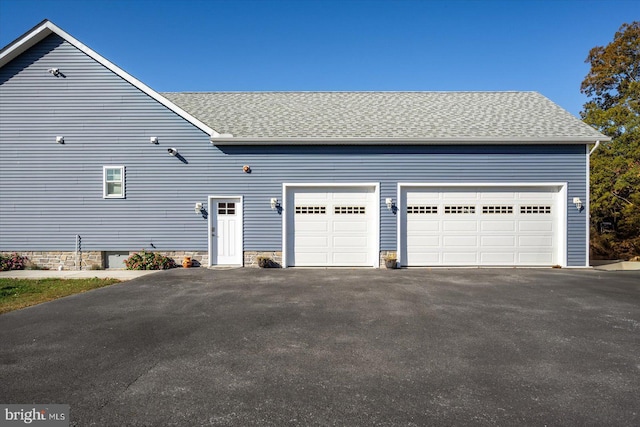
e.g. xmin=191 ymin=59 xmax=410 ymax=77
xmin=56 ymin=136 xmax=64 ymax=144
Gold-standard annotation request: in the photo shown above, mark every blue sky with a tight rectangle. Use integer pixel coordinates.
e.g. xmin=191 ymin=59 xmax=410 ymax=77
xmin=0 ymin=0 xmax=637 ymax=116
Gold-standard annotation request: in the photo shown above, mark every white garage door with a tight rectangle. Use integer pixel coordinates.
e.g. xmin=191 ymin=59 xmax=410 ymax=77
xmin=287 ymin=186 xmax=377 ymax=267
xmin=402 ymin=186 xmax=561 ymax=266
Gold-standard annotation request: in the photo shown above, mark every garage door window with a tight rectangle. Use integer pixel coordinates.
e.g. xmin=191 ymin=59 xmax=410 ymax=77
xmin=296 ymin=206 xmax=326 ymax=214
xmin=520 ymin=205 xmax=551 ymax=214
xmin=444 ymin=205 xmax=476 ymax=214
xmin=408 ymin=206 xmax=438 ymax=214
xmin=334 ymin=206 xmax=366 ymax=214
xmin=482 ymin=205 xmax=513 ymax=214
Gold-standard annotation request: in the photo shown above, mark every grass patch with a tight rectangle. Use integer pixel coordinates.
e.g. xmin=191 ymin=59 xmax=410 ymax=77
xmin=0 ymin=278 xmax=121 ymax=314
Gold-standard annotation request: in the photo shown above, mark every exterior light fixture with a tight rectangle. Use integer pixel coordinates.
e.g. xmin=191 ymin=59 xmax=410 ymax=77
xmin=270 ymin=198 xmax=278 ymax=210
xmin=47 ymin=68 xmax=60 ymax=77
xmin=386 ymin=198 xmax=393 ymax=210
xmin=243 ymin=165 xmax=251 ymax=173
xmin=573 ymin=197 xmax=583 ymax=211
xmin=150 ymin=137 xmax=158 ymax=144
xmin=167 ymin=148 xmax=178 ymax=156
xmin=194 ymin=202 xmax=203 ymax=214
xmin=56 ymin=136 xmax=64 ymax=144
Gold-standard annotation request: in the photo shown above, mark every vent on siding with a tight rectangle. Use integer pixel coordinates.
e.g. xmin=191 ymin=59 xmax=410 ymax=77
xmin=296 ymin=206 xmax=326 ymax=214
xmin=520 ymin=205 xmax=552 ymax=214
xmin=444 ymin=205 xmax=476 ymax=214
xmin=334 ymin=206 xmax=366 ymax=214
xmin=482 ymin=205 xmax=513 ymax=214
xmin=407 ymin=205 xmax=438 ymax=214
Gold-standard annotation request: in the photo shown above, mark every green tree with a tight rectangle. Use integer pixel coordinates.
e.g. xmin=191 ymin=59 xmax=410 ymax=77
xmin=581 ymin=21 xmax=640 ymax=259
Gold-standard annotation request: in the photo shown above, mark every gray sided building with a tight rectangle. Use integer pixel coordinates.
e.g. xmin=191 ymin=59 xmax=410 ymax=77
xmin=0 ymin=20 xmax=608 ymax=269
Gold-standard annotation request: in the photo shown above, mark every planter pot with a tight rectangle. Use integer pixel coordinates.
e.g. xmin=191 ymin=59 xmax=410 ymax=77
xmin=385 ymin=259 xmax=397 ymax=269
xmin=257 ymin=258 xmax=270 ymax=268
xmin=182 ymin=257 xmax=192 ymax=268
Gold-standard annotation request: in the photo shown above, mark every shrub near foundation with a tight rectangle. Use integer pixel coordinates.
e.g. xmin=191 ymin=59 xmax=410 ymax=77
xmin=124 ymin=250 xmax=177 ymax=270
xmin=0 ymin=253 xmax=27 ymax=271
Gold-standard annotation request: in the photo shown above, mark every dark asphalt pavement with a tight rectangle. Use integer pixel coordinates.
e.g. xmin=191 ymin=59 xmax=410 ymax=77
xmin=1 ymin=268 xmax=639 ymax=426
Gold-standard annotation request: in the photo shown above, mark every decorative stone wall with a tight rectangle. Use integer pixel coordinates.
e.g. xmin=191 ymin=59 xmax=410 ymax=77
xmin=0 ymin=251 xmax=103 ymax=270
xmin=244 ymin=251 xmax=283 ymax=268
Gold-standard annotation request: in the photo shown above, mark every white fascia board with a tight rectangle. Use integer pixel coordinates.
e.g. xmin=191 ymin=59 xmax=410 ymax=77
xmin=210 ymin=136 xmax=610 ymax=145
xmin=0 ymin=20 xmax=219 ymax=137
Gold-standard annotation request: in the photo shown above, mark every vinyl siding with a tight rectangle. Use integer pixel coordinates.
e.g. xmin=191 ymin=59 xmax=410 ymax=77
xmin=0 ymin=35 xmax=588 ymax=266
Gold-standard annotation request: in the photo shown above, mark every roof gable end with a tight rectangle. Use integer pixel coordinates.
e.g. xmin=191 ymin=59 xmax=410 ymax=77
xmin=0 ymin=19 xmax=219 ymax=137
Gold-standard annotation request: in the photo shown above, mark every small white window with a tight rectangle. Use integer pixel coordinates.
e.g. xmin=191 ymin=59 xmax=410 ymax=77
xmin=103 ymin=166 xmax=125 ymax=198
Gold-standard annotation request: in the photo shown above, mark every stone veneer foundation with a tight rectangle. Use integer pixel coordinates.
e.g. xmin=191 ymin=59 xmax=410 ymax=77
xmin=2 ymin=250 xmax=394 ymax=269
xmin=244 ymin=251 xmax=283 ymax=268
xmin=0 ymin=250 xmax=208 ymax=270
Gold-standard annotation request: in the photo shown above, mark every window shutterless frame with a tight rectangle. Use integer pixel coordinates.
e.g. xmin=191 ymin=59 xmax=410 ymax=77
xmin=103 ymin=166 xmax=125 ymax=198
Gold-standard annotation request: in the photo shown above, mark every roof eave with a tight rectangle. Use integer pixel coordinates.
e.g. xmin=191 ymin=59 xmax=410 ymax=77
xmin=0 ymin=20 xmax=220 ymax=137
xmin=209 ymin=136 xmax=611 ymax=145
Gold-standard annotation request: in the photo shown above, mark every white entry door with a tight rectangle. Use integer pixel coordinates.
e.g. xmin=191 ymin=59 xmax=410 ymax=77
xmin=209 ymin=197 xmax=243 ymax=266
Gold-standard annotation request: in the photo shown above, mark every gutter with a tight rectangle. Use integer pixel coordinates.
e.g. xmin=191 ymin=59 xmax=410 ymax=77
xmin=589 ymin=140 xmax=601 ymax=156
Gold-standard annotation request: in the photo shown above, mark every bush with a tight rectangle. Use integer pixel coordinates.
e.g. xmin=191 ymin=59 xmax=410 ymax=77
xmin=124 ymin=250 xmax=177 ymax=270
xmin=0 ymin=253 xmax=28 ymax=271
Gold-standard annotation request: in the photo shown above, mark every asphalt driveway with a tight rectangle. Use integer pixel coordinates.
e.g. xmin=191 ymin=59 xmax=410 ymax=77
xmin=1 ymin=268 xmax=639 ymax=426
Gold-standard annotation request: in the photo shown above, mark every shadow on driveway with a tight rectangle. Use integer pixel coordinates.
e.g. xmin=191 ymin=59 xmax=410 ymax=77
xmin=1 ymin=268 xmax=639 ymax=426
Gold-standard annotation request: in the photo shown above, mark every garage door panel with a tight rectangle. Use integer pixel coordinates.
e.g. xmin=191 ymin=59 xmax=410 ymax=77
xmin=519 ymin=221 xmax=553 ymax=232
xmin=443 ymin=221 xmax=477 ymax=232
xmin=443 ymin=235 xmax=477 ymax=246
xmin=333 ymin=236 xmax=368 ymax=247
xmin=481 ymin=235 xmax=516 ymax=247
xmin=481 ymin=252 xmax=516 ymax=264
xmin=333 ymin=221 xmax=367 ymax=232
xmin=332 ymin=252 xmax=369 ymax=264
xmin=407 ymin=220 xmax=440 ymax=232
xmin=443 ymin=192 xmax=478 ymax=200
xmin=443 ymin=253 xmax=478 ymax=264
xmin=519 ymin=235 xmax=553 ymax=247
xmin=481 ymin=220 xmax=516 ymax=232
xmin=481 ymin=192 xmax=515 ymax=199
xmin=295 ymin=253 xmax=329 ymax=265
xmin=404 ymin=186 xmax=559 ymax=266
xmin=519 ymin=253 xmax=554 ymax=264
xmin=296 ymin=220 xmax=329 ymax=232
xmin=296 ymin=236 xmax=330 ymax=249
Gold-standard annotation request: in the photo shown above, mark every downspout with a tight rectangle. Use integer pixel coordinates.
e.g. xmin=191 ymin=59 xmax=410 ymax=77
xmin=589 ymin=140 xmax=600 ymax=156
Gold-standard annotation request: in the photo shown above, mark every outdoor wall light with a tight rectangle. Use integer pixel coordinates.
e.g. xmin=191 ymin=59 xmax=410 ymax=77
xmin=47 ymin=67 xmax=61 ymax=77
xmin=270 ymin=198 xmax=279 ymax=210
xmin=167 ymin=148 xmax=178 ymax=156
xmin=194 ymin=202 xmax=203 ymax=214
xmin=150 ymin=136 xmax=158 ymax=144
xmin=243 ymin=165 xmax=251 ymax=173
xmin=573 ymin=197 xmax=583 ymax=211
xmin=56 ymin=136 xmax=64 ymax=144
xmin=386 ymin=198 xmax=394 ymax=210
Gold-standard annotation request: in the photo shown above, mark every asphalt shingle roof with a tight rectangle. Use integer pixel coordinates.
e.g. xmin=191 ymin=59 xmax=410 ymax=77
xmin=161 ymin=91 xmax=605 ymax=141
